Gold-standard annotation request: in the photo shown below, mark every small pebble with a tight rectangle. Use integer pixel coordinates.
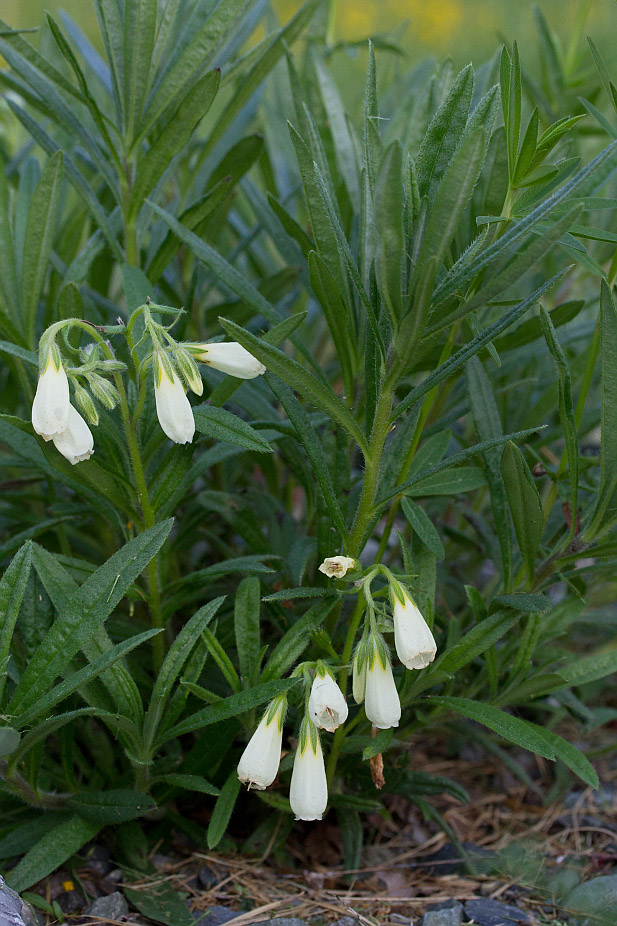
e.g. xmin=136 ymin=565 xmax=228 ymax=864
xmin=464 ymin=897 xmax=531 ymax=926
xmin=87 ymin=891 xmax=129 ymax=921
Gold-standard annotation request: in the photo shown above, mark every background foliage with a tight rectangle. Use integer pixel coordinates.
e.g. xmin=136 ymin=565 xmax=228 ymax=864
xmin=0 ymin=0 xmax=616 ymax=917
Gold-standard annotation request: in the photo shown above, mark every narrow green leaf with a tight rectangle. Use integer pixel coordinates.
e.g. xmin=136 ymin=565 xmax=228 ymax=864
xmin=433 ymin=140 xmax=617 ymax=305
xmin=429 ymin=696 xmax=597 ymax=787
xmin=0 ymin=543 xmax=32 ymax=703
xmin=501 ymin=442 xmax=544 ymax=584
xmin=124 ymin=0 xmax=157 ymax=140
xmin=261 ymin=596 xmax=338 ymax=683
xmin=21 ymin=152 xmax=63 ymax=345
xmin=144 ymin=598 xmax=223 ymax=749
xmin=308 ymin=251 xmax=355 ymax=396
xmin=124 ymin=885 xmax=193 ymax=926
xmin=218 ymin=317 xmax=369 ymax=455
xmin=131 ymin=69 xmax=220 ymax=212
xmin=394 ymin=270 xmax=568 ymax=420
xmin=374 ymin=141 xmax=404 ymax=322
xmin=161 ymin=774 xmax=219 ymax=796
xmin=590 ymin=280 xmax=617 ymax=536
xmin=234 ymin=578 xmax=261 ymax=683
xmin=148 ymin=202 xmax=279 ymax=324
xmin=193 ymin=406 xmax=272 ymax=453
xmin=466 ymin=356 xmax=512 ymax=587
xmin=208 ymin=770 xmax=241 ymax=849
xmin=6 ymin=815 xmax=100 ymax=892
xmin=15 ymin=629 xmax=161 ymax=726
xmin=415 ymin=63 xmax=474 ymax=195
xmin=69 ymin=789 xmax=156 ymax=825
xmin=161 ymin=678 xmax=298 ymax=742
xmin=539 ymin=305 xmax=578 ymax=523
xmin=265 ymin=372 xmax=347 ymax=536
xmin=9 ymin=523 xmax=173 ymax=717
xmin=138 ymin=0 xmax=253 ymax=143
xmin=400 ymin=498 xmax=444 ymax=558
xmin=312 ymin=162 xmax=385 ymax=357
xmin=404 ymin=466 xmax=486 ymax=498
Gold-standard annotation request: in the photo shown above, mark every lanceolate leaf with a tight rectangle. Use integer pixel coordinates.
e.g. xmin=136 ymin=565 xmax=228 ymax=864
xmin=589 ymin=280 xmax=617 ymax=536
xmin=6 ymin=815 xmax=101 ymax=892
xmin=501 ymin=442 xmax=544 ymax=585
xmin=161 ymin=678 xmax=299 ymax=742
xmin=193 ymin=405 xmax=273 ymax=453
xmin=0 ymin=543 xmax=33 ymax=704
xmin=428 ymin=696 xmax=598 ymax=787
xmin=21 ymin=152 xmax=63 ymax=346
xmin=265 ymin=372 xmax=347 ymax=536
xmin=218 ymin=317 xmax=370 ymax=454
xmin=9 ymin=523 xmax=173 ymax=718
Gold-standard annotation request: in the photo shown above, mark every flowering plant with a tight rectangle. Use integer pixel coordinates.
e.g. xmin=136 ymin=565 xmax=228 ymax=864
xmin=0 ymin=0 xmax=615 ymax=893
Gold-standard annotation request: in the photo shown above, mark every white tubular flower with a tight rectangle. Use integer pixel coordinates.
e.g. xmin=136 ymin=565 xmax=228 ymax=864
xmin=308 ymin=671 xmax=348 ymax=733
xmin=391 ymin=587 xmax=437 ymax=670
xmin=52 ymin=404 xmax=94 ymax=464
xmin=191 ymin=341 xmax=265 ymax=379
xmin=364 ymin=639 xmax=401 ymax=730
xmin=154 ymin=360 xmax=195 ymax=445
xmin=318 ymin=555 xmax=356 ymax=579
xmin=237 ymin=696 xmax=286 ymax=791
xmin=289 ymin=720 xmax=328 ymax=821
xmin=31 ymin=350 xmax=70 ymax=440
xmin=352 ymin=645 xmax=367 ymax=705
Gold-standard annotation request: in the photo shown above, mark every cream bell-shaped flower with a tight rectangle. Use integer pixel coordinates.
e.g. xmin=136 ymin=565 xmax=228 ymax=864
xmin=191 ymin=341 xmax=265 ymax=379
xmin=308 ymin=671 xmax=348 ymax=733
xmin=154 ymin=361 xmax=195 ymax=445
xmin=391 ymin=588 xmax=437 ymax=670
xmin=52 ymin=404 xmax=94 ymax=464
xmin=289 ymin=719 xmax=328 ymax=821
xmin=31 ymin=352 xmax=70 ymax=440
xmin=318 ymin=555 xmax=356 ymax=579
xmin=364 ymin=639 xmax=401 ymax=730
xmin=237 ymin=697 xmax=286 ymax=790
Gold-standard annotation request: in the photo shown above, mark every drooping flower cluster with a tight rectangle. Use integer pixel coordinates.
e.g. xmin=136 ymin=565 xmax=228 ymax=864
xmin=30 ymin=304 xmax=266 ymax=462
xmin=31 ymin=335 xmax=120 ymax=464
xmin=237 ymin=665 xmax=348 ymax=821
xmin=322 ymin=556 xmax=437 ymax=733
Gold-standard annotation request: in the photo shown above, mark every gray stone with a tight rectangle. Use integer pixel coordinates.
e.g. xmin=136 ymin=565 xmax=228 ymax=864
xmin=87 ymin=892 xmax=129 ymax=921
xmin=420 ymin=899 xmax=463 ymax=926
xmin=0 ymin=876 xmax=38 ymax=926
xmin=332 ymin=918 xmax=357 ymax=926
xmin=252 ymin=920 xmax=306 ymax=926
xmin=193 ymin=907 xmax=241 ymax=926
xmin=464 ymin=898 xmax=531 ymax=925
xmin=198 ymin=866 xmax=221 ymax=890
xmin=56 ymin=890 xmax=84 ymax=914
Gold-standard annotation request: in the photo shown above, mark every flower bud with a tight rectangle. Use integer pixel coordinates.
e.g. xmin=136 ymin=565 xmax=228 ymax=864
xmin=73 ymin=382 xmax=99 ymax=427
xmin=189 ymin=341 xmax=266 ymax=379
xmin=237 ymin=696 xmax=286 ymax=790
xmin=52 ymin=404 xmax=94 ymax=464
xmin=175 ymin=346 xmax=203 ymax=396
xmin=88 ymin=374 xmax=120 ymax=410
xmin=154 ymin=354 xmax=195 ymax=445
xmin=391 ymin=586 xmax=437 ymax=670
xmin=364 ymin=637 xmax=401 ymax=730
xmin=289 ymin=719 xmax=328 ymax=821
xmin=308 ymin=670 xmax=348 ymax=733
xmin=31 ymin=346 xmax=70 ymax=440
xmin=352 ymin=642 xmax=368 ymax=704
xmin=318 ymin=555 xmax=357 ymax=579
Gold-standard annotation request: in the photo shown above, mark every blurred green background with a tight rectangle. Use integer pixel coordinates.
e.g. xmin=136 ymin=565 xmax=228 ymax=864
xmin=4 ymin=0 xmax=617 ymax=64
